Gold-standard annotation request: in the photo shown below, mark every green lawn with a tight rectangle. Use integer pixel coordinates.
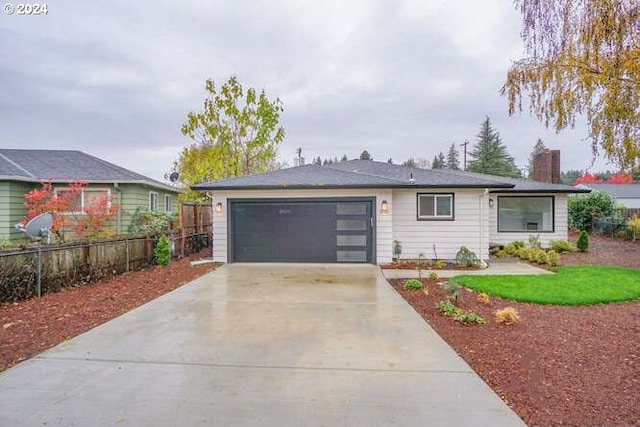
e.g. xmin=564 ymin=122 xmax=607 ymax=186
xmin=451 ymin=266 xmax=640 ymax=305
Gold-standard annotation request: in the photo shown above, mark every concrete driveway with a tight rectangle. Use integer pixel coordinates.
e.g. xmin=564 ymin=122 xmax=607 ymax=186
xmin=0 ymin=264 xmax=525 ymax=426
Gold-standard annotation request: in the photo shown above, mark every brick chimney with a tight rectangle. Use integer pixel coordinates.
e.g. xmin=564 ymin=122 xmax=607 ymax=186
xmin=533 ymin=150 xmax=560 ymax=184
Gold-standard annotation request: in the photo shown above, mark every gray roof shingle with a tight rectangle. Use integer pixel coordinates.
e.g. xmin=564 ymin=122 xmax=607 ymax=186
xmin=0 ymin=149 xmax=176 ymax=192
xmin=576 ymin=183 xmax=640 ymax=198
xmin=192 ymin=159 xmax=587 ymax=193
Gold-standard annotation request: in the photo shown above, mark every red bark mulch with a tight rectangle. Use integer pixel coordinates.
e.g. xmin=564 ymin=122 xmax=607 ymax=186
xmin=391 ymin=232 xmax=640 ymax=427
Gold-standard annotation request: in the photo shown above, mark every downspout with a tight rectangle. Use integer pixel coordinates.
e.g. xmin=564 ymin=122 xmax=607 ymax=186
xmin=479 ymin=189 xmax=489 ymax=266
xmin=114 ymin=183 xmax=122 ymax=235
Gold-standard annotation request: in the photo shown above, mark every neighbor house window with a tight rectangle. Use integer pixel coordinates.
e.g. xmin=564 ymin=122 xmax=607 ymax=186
xmin=149 ymin=192 xmax=158 ymax=211
xmin=417 ymin=193 xmax=454 ymax=220
xmin=164 ymin=195 xmax=172 ymax=212
xmin=55 ymin=188 xmax=109 ymax=214
xmin=498 ymin=196 xmax=554 ymax=232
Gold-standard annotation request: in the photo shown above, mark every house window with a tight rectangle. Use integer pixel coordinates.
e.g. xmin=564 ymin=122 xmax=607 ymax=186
xmin=417 ymin=193 xmax=454 ymax=220
xmin=164 ymin=195 xmax=172 ymax=212
xmin=149 ymin=192 xmax=158 ymax=211
xmin=498 ymin=196 xmax=554 ymax=232
xmin=55 ymin=188 xmax=109 ymax=214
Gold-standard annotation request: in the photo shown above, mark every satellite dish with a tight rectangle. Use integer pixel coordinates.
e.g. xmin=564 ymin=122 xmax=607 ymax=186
xmin=169 ymin=172 xmax=179 ymax=182
xmin=18 ymin=213 xmax=53 ymax=244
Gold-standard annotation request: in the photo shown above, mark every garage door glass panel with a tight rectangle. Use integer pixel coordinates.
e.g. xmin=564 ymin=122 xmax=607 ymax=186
xmin=336 ymin=203 xmax=367 ymax=215
xmin=337 ymin=219 xmax=367 ymax=231
xmin=337 ymin=250 xmax=367 ymax=262
xmin=337 ymin=235 xmax=367 ymax=246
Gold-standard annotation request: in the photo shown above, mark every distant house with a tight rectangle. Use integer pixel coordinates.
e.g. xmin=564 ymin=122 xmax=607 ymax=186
xmin=574 ymin=183 xmax=640 ymax=208
xmin=192 ymin=159 xmax=587 ymax=264
xmin=0 ymin=149 xmax=180 ymax=241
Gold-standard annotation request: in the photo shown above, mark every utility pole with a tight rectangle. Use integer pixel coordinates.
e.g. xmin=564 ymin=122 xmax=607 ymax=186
xmin=460 ymin=140 xmax=469 ymax=171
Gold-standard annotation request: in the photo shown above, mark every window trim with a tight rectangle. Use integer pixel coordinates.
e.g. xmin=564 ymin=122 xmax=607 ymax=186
xmin=55 ymin=187 xmax=111 ymax=215
xmin=497 ymin=195 xmax=555 ymax=233
xmin=416 ymin=193 xmax=455 ymax=221
xmin=149 ymin=191 xmax=159 ymax=211
xmin=164 ymin=195 xmax=172 ymax=213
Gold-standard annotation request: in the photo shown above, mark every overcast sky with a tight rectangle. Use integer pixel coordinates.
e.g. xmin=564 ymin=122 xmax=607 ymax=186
xmin=1 ymin=0 xmax=609 ymax=182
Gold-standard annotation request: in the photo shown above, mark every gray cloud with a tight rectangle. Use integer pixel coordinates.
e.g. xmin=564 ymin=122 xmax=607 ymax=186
xmin=0 ymin=0 xmax=610 ymax=181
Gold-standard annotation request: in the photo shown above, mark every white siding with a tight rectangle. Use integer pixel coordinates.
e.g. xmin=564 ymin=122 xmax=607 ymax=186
xmin=391 ymin=189 xmax=490 ymax=261
xmin=209 ymin=188 xmax=393 ymax=263
xmin=489 ymin=193 xmax=569 ymax=247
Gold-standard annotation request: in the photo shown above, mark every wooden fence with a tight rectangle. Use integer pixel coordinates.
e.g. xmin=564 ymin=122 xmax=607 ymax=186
xmin=0 ymin=232 xmax=210 ymax=302
xmin=177 ymin=202 xmax=212 ymax=257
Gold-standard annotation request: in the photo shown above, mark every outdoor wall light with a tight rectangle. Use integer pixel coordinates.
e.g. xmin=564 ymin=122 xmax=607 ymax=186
xmin=488 ymin=198 xmax=495 ymax=208
xmin=215 ymin=202 xmax=223 ymax=213
xmin=380 ymin=200 xmax=389 ymax=214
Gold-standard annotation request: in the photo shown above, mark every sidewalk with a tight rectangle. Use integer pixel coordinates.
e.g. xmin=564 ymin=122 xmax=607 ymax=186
xmin=382 ymin=261 xmax=553 ymax=279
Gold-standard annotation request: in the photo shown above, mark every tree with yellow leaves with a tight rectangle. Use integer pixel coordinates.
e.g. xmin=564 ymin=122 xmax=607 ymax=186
xmin=502 ymin=0 xmax=639 ymax=170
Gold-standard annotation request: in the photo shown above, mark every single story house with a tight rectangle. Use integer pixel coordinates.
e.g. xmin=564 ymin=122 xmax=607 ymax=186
xmin=574 ymin=183 xmax=640 ymax=209
xmin=0 ymin=149 xmax=180 ymax=241
xmin=193 ymin=160 xmax=588 ymax=264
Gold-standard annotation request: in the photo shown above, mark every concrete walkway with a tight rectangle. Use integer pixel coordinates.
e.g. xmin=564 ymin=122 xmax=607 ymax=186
xmin=0 ymin=264 xmax=525 ymax=426
xmin=382 ymin=260 xmax=554 ymax=279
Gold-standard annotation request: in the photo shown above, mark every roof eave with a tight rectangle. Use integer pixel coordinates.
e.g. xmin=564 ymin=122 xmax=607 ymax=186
xmin=192 ymin=183 xmax=515 ymax=191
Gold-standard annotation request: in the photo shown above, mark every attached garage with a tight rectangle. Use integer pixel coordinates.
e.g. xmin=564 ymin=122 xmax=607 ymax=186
xmin=229 ymin=198 xmax=375 ymax=263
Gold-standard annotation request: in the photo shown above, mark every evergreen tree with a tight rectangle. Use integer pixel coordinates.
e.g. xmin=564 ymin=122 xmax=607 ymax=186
xmin=561 ymin=169 xmax=584 ymax=185
xmin=467 ymin=117 xmax=521 ymax=178
xmin=359 ymin=150 xmax=372 ymax=160
xmin=446 ymin=143 xmax=460 ymax=170
xmin=527 ymin=138 xmax=547 ymax=178
xmin=403 ymin=158 xmax=416 ymax=168
xmin=432 ymin=152 xmax=445 ymax=169
xmin=314 ymin=156 xmax=322 ymax=165
xmin=387 ymin=157 xmax=393 ymax=164
xmin=340 ymin=154 xmax=348 ymax=162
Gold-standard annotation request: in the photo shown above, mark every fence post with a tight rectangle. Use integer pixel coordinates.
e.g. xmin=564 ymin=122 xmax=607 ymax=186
xmin=36 ymin=248 xmax=42 ymax=298
xmin=125 ymin=238 xmax=130 ymax=273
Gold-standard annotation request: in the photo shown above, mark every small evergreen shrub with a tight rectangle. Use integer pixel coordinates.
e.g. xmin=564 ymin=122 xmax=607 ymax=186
xmin=576 ymin=230 xmax=590 ymax=252
xmin=442 ymin=281 xmax=462 ymax=302
xmin=428 ymin=272 xmax=439 ymax=281
xmin=495 ymin=307 xmax=520 ymax=325
xmin=403 ymin=279 xmax=424 ymax=290
xmin=433 ymin=260 xmax=447 ymax=269
xmin=455 ymin=246 xmax=479 ymax=267
xmin=494 ymin=249 xmax=508 ymax=258
xmin=154 ymin=234 xmax=172 ymax=266
xmin=549 ymin=239 xmax=574 ymax=253
xmin=516 ymin=247 xmax=531 ymax=260
xmin=534 ymin=249 xmax=549 ymax=265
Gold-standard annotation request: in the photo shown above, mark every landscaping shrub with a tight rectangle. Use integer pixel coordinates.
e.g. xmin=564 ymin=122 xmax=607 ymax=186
xmin=576 ymin=231 xmax=590 ymax=252
xmin=403 ymin=279 xmax=424 ymax=290
xmin=433 ymin=260 xmax=447 ymax=269
xmin=442 ymin=281 xmax=462 ymax=302
xmin=568 ymin=190 xmax=615 ymax=230
xmin=528 ymin=235 xmax=542 ymax=249
xmin=495 ymin=307 xmax=520 ymax=325
xmin=516 ymin=247 xmax=531 ymax=260
xmin=428 ymin=272 xmax=439 ymax=281
xmin=436 ymin=300 xmax=462 ymax=317
xmin=154 ymin=234 xmax=172 ymax=266
xmin=455 ymin=246 xmax=479 ymax=267
xmin=477 ymin=292 xmax=490 ymax=304
xmin=546 ymin=250 xmax=560 ymax=266
xmin=494 ymin=249 xmax=508 ymax=258
xmin=504 ymin=241 xmax=525 ymax=256
xmin=534 ymin=249 xmax=550 ymax=265
xmin=550 ymin=239 xmax=574 ymax=253
xmin=628 ymin=215 xmax=640 ymax=241
xmin=454 ymin=311 xmax=486 ymax=325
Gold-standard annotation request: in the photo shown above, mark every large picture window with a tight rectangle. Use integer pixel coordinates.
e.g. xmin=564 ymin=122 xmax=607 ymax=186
xmin=498 ymin=196 xmax=554 ymax=232
xmin=417 ymin=193 xmax=454 ymax=220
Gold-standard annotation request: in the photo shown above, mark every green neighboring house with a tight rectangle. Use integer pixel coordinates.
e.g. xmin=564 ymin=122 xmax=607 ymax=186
xmin=0 ymin=149 xmax=181 ymax=242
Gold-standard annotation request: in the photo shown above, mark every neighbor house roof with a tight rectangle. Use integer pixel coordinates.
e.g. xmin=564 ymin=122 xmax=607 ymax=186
xmin=192 ymin=159 xmax=587 ymax=193
xmin=0 ymin=149 xmax=177 ymax=192
xmin=575 ymin=183 xmax=640 ymax=198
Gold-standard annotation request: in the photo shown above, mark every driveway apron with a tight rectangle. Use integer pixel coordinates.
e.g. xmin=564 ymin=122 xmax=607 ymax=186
xmin=0 ymin=264 xmax=525 ymax=426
